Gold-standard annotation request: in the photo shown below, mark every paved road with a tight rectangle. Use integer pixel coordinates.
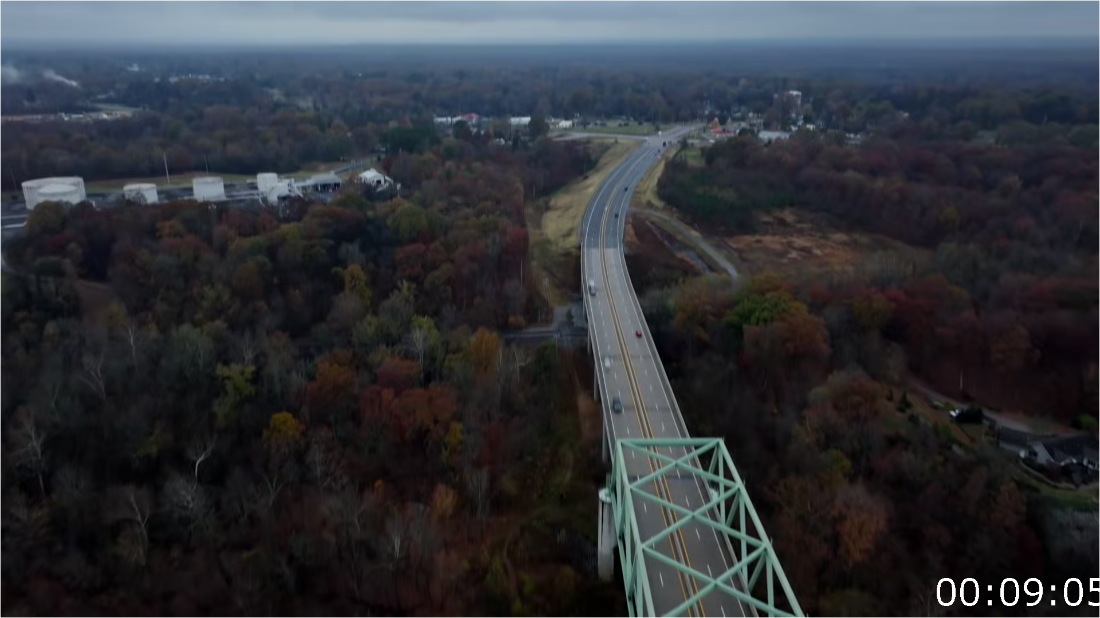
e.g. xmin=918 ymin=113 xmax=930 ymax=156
xmin=582 ymin=129 xmax=747 ymax=617
xmin=635 ymin=208 xmax=740 ymax=282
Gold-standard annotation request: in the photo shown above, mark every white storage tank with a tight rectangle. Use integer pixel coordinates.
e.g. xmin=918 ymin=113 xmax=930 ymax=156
xmin=22 ymin=176 xmax=86 ymax=209
xmin=257 ymin=172 xmax=279 ymax=194
xmin=123 ymin=183 xmax=159 ymax=204
xmin=192 ymin=176 xmax=225 ymax=202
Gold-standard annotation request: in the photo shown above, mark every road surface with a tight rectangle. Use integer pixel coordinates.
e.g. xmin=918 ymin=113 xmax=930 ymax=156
xmin=635 ymin=208 xmax=740 ymax=281
xmin=582 ymin=128 xmax=747 ymax=617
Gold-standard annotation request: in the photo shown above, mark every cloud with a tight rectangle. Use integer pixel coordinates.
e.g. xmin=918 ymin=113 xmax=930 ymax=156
xmin=0 ymin=1 xmax=1096 ymax=46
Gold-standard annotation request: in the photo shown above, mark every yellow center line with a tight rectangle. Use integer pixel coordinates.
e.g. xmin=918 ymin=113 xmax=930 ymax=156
xmin=599 ymin=140 xmax=705 ymax=616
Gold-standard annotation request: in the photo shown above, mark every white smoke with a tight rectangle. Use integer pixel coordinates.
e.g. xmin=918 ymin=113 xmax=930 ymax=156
xmin=0 ymin=64 xmax=81 ymax=88
xmin=1 ymin=64 xmax=24 ymax=85
xmin=42 ymin=69 xmax=80 ymax=89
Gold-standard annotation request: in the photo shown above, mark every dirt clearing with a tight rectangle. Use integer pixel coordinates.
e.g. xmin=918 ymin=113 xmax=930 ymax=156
xmin=728 ymin=208 xmax=928 ymax=278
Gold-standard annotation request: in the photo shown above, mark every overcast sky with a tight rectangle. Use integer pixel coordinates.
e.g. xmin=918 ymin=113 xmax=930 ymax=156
xmin=2 ymin=1 xmax=1096 ymax=46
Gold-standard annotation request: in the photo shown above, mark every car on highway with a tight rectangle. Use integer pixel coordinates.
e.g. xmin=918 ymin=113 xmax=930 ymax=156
xmin=614 ymin=211 xmax=618 ymax=218
xmin=603 ymin=356 xmax=611 ymax=369
xmin=635 ymin=330 xmax=643 ymax=339
xmin=623 ymin=186 xmax=628 ymax=192
xmin=612 ymin=396 xmax=623 ymax=414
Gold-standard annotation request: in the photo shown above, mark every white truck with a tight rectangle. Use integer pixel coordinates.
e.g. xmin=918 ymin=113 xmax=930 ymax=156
xmin=588 ymin=279 xmax=597 ymax=296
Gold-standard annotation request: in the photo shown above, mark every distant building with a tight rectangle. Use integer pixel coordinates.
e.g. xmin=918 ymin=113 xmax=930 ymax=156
xmin=299 ymin=172 xmax=342 ymax=194
xmin=1023 ymin=435 xmax=1099 ymax=469
xmin=757 ymin=130 xmax=791 ymax=143
xmin=356 ymin=168 xmax=395 ymax=191
xmin=457 ymin=113 xmax=480 ymax=124
xmin=433 ymin=116 xmax=455 ymax=125
xmin=510 ymin=116 xmax=531 ymax=126
xmin=557 ymin=119 xmax=574 ymax=129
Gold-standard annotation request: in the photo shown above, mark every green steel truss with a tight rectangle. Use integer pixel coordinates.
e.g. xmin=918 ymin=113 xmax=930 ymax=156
xmin=605 ymin=438 xmax=803 ymax=618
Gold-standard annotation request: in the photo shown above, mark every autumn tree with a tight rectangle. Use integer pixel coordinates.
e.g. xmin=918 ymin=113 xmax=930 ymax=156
xmin=307 ymin=349 xmax=358 ymax=425
xmin=830 ymin=484 xmax=889 ymax=568
xmin=469 ymin=328 xmax=501 ymax=380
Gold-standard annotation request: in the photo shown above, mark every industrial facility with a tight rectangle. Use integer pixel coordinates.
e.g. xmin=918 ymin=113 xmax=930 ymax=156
xmin=256 ymin=172 xmax=302 ymax=204
xmin=192 ymin=176 xmax=226 ymax=202
xmin=123 ymin=183 xmax=159 ymax=204
xmin=22 ymin=177 xmax=87 ymax=209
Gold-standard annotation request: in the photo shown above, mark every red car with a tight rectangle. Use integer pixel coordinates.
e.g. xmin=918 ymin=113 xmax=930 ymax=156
xmin=635 ymin=330 xmax=643 ymax=339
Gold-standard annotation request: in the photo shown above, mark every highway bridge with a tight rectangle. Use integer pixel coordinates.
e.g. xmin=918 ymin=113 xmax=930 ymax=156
xmin=580 ymin=128 xmax=802 ymax=617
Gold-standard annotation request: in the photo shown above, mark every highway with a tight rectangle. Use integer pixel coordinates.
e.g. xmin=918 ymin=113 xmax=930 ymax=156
xmin=582 ymin=128 xmax=747 ymax=617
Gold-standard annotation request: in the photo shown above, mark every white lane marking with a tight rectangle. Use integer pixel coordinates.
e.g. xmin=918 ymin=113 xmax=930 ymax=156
xmin=707 ymin=564 xmax=712 ymax=577
xmin=686 ymin=495 xmax=690 ymax=507
xmin=626 ymin=425 xmax=631 ymax=435
xmin=721 ymin=606 xmax=726 ymax=617
xmin=695 ymin=528 xmax=700 ymax=540
xmin=659 ymin=573 xmax=665 ymax=588
xmin=631 ymin=451 xmax=635 ymax=460
xmin=661 ymin=422 xmax=665 ymax=432
xmin=643 ymin=502 xmax=648 ymax=514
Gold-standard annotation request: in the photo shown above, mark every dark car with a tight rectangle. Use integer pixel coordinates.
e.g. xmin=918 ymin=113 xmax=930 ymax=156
xmin=612 ymin=396 xmax=623 ymax=413
xmin=635 ymin=330 xmax=643 ymax=339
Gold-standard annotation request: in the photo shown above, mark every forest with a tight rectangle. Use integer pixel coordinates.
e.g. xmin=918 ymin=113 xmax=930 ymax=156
xmin=646 ymin=80 xmax=1098 ymax=615
xmin=2 ymin=132 xmax=619 ymax=615
xmin=3 ymin=43 xmax=1097 ymax=187
xmin=659 ymin=100 xmax=1098 ymax=419
xmin=2 ymin=42 xmax=1097 ymax=617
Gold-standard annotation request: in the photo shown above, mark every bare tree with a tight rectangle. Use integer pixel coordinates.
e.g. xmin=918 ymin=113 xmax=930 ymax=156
xmin=237 ymin=332 xmax=257 ymax=366
xmin=121 ymin=319 xmax=147 ymax=366
xmin=109 ymin=486 xmax=152 ymax=567
xmin=79 ymin=352 xmax=107 ymax=401
xmin=163 ymin=473 xmax=211 ymax=542
xmin=325 ymin=489 xmax=376 ymax=602
xmin=11 ymin=407 xmax=48 ymax=496
xmin=464 ymin=465 xmax=491 ymax=523
xmin=305 ymin=431 xmax=345 ymax=492
xmin=260 ymin=470 xmax=284 ymax=513
xmin=186 ymin=434 xmax=216 ymax=482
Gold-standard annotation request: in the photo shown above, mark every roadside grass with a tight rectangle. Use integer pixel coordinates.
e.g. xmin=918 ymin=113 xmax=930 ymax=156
xmin=1013 ymin=463 xmax=1099 ymax=511
xmin=579 ymin=123 xmax=663 ymax=136
xmin=630 ymin=145 xmax=675 ymax=212
xmin=679 ymin=147 xmax=706 ymax=167
xmin=538 ymin=139 xmax=634 ymax=255
xmin=524 ymin=139 xmax=634 ymax=307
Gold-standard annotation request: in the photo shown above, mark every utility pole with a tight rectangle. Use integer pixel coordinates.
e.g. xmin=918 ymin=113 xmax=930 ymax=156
xmin=163 ymin=152 xmax=170 ymax=184
xmin=204 ymin=154 xmax=209 ymax=173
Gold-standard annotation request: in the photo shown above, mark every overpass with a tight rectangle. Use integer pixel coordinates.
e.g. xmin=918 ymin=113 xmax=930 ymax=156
xmin=579 ymin=128 xmax=801 ymax=617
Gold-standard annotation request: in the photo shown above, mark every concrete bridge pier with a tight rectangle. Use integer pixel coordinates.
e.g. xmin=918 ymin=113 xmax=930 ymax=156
xmin=597 ymin=488 xmax=616 ymax=581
